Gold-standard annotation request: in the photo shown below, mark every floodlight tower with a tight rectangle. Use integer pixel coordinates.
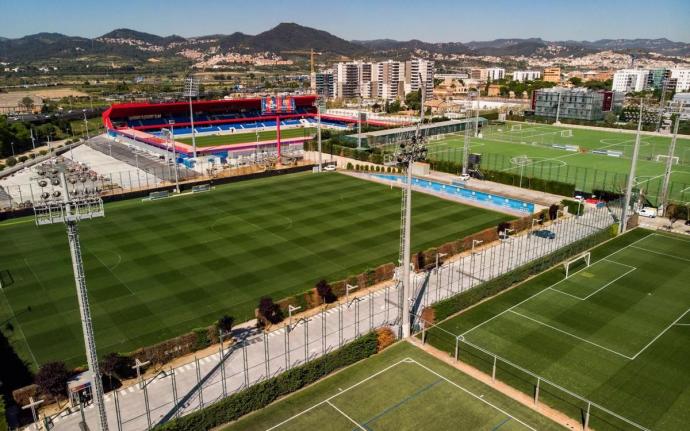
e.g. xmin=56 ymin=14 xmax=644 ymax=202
xmin=462 ymin=91 xmax=478 ymax=175
xmin=660 ymin=102 xmax=681 ymax=214
xmin=184 ymin=76 xmax=200 ymax=159
xmin=32 ymin=170 xmax=108 ymax=431
xmin=394 ymin=74 xmax=428 ymax=338
xmin=620 ymin=98 xmax=645 ymax=233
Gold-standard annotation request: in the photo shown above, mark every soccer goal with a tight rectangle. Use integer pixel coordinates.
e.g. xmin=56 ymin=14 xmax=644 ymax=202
xmin=564 ymin=252 xmax=590 ymax=278
xmin=654 ymin=154 xmax=679 ymax=165
xmin=560 ymin=129 xmax=573 ymax=138
xmin=510 ymin=124 xmax=522 ymax=132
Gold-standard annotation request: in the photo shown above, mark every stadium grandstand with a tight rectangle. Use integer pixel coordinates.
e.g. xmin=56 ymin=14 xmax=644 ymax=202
xmin=102 ymin=96 xmax=395 ymax=164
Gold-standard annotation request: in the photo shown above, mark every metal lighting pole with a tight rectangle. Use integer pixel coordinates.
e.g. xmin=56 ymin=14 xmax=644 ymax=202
xmin=317 ymin=102 xmax=323 ymax=172
xmin=166 ymin=121 xmax=180 ymax=194
xmin=660 ymin=112 xmax=680 ymax=215
xmin=32 ymin=172 xmax=108 ymax=431
xmin=620 ymin=99 xmax=645 ymax=234
xmin=83 ymin=110 xmax=90 ymax=140
xmin=397 ymin=75 xmax=428 ymax=339
xmin=554 ymin=92 xmax=562 ymax=125
xmin=10 ymin=141 xmax=15 ymax=157
xmin=185 ymin=77 xmax=199 ymax=159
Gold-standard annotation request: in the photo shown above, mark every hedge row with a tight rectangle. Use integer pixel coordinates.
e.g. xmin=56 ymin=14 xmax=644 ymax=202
xmin=431 ymin=224 xmax=618 ymax=323
xmin=155 ymin=332 xmax=379 ymax=431
xmin=561 ymin=199 xmax=584 ymax=216
xmin=428 ymin=160 xmax=576 ymax=197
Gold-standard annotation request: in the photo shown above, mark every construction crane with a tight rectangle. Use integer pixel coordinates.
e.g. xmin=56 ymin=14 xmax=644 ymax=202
xmin=281 ymin=49 xmax=323 ymax=93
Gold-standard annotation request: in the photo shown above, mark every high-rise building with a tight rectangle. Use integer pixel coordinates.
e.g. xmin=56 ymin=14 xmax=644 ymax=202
xmin=670 ymin=68 xmax=690 ymax=92
xmin=485 ymin=67 xmax=505 ymax=81
xmin=333 ymin=62 xmax=361 ymax=99
xmin=543 ymin=67 xmax=561 ymax=83
xmin=612 ymin=69 xmax=650 ymax=93
xmin=314 ymin=72 xmax=334 ymax=99
xmin=405 ymin=58 xmax=434 ymax=98
xmin=512 ymin=70 xmax=541 ymax=82
xmin=376 ymin=60 xmax=405 ymax=100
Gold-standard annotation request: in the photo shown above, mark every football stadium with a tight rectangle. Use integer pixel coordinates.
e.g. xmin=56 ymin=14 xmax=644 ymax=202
xmin=1 ymin=98 xmax=689 ymax=431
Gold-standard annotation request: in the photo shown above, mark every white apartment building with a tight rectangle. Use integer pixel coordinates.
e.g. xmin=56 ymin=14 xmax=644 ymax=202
xmin=486 ymin=67 xmax=505 ymax=81
xmin=333 ymin=62 xmax=361 ymax=99
xmin=375 ymin=60 xmax=404 ymax=100
xmin=405 ymin=58 xmax=434 ymax=98
xmin=512 ymin=70 xmax=541 ymax=82
xmin=670 ymin=68 xmax=690 ymax=92
xmin=612 ymin=69 xmax=650 ymax=93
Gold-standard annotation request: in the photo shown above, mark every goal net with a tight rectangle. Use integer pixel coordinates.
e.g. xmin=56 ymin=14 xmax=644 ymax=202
xmin=510 ymin=124 xmax=522 ymax=131
xmin=564 ymin=252 xmax=591 ymax=278
xmin=429 ymin=134 xmax=446 ymax=141
xmin=654 ymin=154 xmax=679 ymax=165
xmin=560 ymin=130 xmax=573 ymax=138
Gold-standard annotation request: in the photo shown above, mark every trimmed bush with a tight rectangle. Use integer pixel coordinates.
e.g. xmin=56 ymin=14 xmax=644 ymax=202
xmin=346 ymin=162 xmax=353 ymax=170
xmin=5 ymin=157 xmax=17 ymax=167
xmin=561 ymin=199 xmax=584 ymax=216
xmin=18 ymin=156 xmax=28 ymax=163
xmin=156 ymin=332 xmax=379 ymax=431
xmin=192 ymin=328 xmax=211 ymax=351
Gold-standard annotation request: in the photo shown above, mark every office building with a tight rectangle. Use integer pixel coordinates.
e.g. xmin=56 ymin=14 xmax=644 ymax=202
xmin=531 ymin=87 xmax=622 ymax=121
xmin=512 ymin=70 xmax=541 ymax=82
xmin=543 ymin=67 xmax=561 ymax=83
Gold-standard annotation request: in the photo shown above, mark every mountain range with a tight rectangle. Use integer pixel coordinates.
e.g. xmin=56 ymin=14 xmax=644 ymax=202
xmin=1 ymin=23 xmax=688 ymax=64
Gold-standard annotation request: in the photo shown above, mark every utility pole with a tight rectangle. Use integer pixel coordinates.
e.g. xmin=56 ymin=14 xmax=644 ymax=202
xmin=32 ymin=172 xmax=108 ymax=431
xmin=620 ymin=98 xmax=645 ymax=233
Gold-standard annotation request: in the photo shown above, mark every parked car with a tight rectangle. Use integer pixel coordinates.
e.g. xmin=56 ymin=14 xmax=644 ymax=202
xmin=637 ymin=207 xmax=657 ymax=218
xmin=458 ymin=173 xmax=470 ymax=181
xmin=323 ymin=164 xmax=336 ymax=172
xmin=532 ymin=229 xmax=556 ymax=239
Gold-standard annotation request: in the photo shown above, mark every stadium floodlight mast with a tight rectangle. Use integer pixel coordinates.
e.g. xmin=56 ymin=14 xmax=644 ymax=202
xmin=620 ymin=98 xmax=645 ymax=234
xmin=31 ymin=168 xmax=109 ymax=431
xmin=554 ymin=91 xmax=563 ymax=125
xmin=316 ymin=98 xmax=323 ymax=172
xmin=660 ymin=102 xmax=681 ymax=215
xmin=462 ymin=91 xmax=479 ymax=175
xmin=393 ymin=74 xmax=428 ymax=338
xmin=184 ymin=76 xmax=200 ymax=159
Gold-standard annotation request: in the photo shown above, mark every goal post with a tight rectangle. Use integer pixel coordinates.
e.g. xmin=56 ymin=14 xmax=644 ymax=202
xmin=510 ymin=124 xmax=522 ymax=132
xmin=560 ymin=129 xmax=573 ymax=138
xmin=564 ymin=252 xmax=591 ymax=278
xmin=654 ymin=154 xmax=679 ymax=165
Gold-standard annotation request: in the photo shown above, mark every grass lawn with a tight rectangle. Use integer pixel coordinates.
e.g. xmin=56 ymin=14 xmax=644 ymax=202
xmin=421 ymin=122 xmax=690 ymax=204
xmin=0 ymin=172 xmax=511 ymax=368
xmin=177 ymin=127 xmax=315 ymax=147
xmin=424 ymin=229 xmax=690 ymax=430
xmin=222 ymin=342 xmax=561 ymax=431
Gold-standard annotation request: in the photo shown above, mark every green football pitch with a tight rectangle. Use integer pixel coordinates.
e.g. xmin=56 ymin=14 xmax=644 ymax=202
xmin=0 ymin=172 xmax=511 ymax=368
xmin=177 ymin=127 xmax=315 ymax=147
xmin=222 ymin=342 xmax=561 ymax=431
xmin=423 ymin=122 xmax=690 ymax=205
xmin=425 ymin=229 xmax=690 ymax=430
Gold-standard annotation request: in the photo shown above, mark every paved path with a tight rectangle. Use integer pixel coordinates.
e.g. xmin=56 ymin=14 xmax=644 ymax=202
xmin=45 ymin=201 xmax=616 ymax=431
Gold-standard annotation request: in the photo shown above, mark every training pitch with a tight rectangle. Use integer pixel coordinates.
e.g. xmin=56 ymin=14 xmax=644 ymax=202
xmin=0 ymin=172 xmax=511 ymax=368
xmin=177 ymin=127 xmax=315 ymax=147
xmin=424 ymin=122 xmax=690 ymax=204
xmin=426 ymin=229 xmax=690 ymax=430
xmin=222 ymin=342 xmax=561 ymax=431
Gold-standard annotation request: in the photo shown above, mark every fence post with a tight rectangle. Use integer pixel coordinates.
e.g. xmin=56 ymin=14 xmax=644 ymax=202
xmin=454 ymin=336 xmax=459 ymax=362
xmin=114 ymin=387 xmax=122 ymax=431
xmin=492 ymin=355 xmax=497 ymax=383
xmin=284 ymin=328 xmax=290 ymax=370
xmin=263 ymin=332 xmax=270 ymax=378
xmin=143 ymin=382 xmax=152 ymax=430
xmin=422 ymin=322 xmax=426 ymax=344
xmin=355 ymin=298 xmax=360 ymax=337
xmin=583 ymin=401 xmax=591 ymax=430
xmin=303 ymin=318 xmax=309 ymax=364
xmin=171 ymin=368 xmax=179 ymax=417
xmin=321 ymin=307 xmax=327 ymax=355
xmin=242 ymin=339 xmax=249 ymax=387
xmin=195 ymin=356 xmax=204 ymax=408
xmin=385 ymin=286 xmax=390 ymax=323
xmin=369 ymin=291 xmax=374 ymax=331
xmin=338 ymin=305 xmax=343 ymax=347
xmin=220 ymin=346 xmax=227 ymax=396
xmin=534 ymin=377 xmax=540 ymax=405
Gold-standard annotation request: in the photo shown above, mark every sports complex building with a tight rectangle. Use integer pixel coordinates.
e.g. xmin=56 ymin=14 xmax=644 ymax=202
xmin=102 ymin=95 xmax=394 ymax=164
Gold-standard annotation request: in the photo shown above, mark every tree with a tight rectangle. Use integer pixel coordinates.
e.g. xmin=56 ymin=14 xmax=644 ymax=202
xmin=497 ymin=221 xmax=511 ymax=237
xmin=19 ymin=96 xmax=34 ymax=111
xmin=405 ymin=90 xmax=422 ymax=111
xmin=100 ymin=353 xmax=134 ymax=388
xmin=604 ymin=111 xmax=617 ymax=125
xmin=217 ymin=314 xmax=234 ymax=334
xmin=257 ymin=297 xmax=282 ymax=326
xmin=315 ymin=279 xmax=336 ymax=304
xmin=5 ymin=157 xmax=17 ymax=166
xmin=35 ymin=362 xmax=71 ymax=406
xmin=568 ymin=77 xmax=583 ymax=87
xmin=549 ymin=204 xmax=560 ymax=221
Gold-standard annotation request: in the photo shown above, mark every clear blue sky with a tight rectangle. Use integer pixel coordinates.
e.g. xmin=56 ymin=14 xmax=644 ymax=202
xmin=1 ymin=0 xmax=688 ymax=42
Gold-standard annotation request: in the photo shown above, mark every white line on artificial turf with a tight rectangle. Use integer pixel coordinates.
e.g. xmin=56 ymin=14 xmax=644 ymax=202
xmin=508 ymin=310 xmax=634 ymax=359
xmin=549 ymin=266 xmax=637 ymax=301
xmin=629 ymin=246 xmax=690 ymax=263
xmin=326 ymin=401 xmax=366 ymax=431
xmin=631 ymin=308 xmax=690 ymax=360
xmin=408 ymin=359 xmax=537 ymax=431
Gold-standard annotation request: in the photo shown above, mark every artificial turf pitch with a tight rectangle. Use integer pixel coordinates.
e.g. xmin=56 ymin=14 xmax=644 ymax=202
xmin=423 ymin=122 xmax=690 ymax=204
xmin=425 ymin=229 xmax=690 ymax=430
xmin=0 ymin=172 xmax=511 ymax=368
xmin=177 ymin=127 xmax=315 ymax=147
xmin=222 ymin=342 xmax=561 ymax=431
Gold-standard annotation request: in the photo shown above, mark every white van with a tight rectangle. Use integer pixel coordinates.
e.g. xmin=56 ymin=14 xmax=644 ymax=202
xmin=637 ymin=207 xmax=657 ymax=218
